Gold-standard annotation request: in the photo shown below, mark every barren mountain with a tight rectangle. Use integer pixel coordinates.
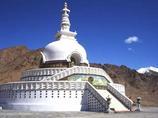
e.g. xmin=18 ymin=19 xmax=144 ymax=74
xmin=0 ymin=46 xmax=41 ymax=83
xmin=0 ymin=46 xmax=158 ymax=106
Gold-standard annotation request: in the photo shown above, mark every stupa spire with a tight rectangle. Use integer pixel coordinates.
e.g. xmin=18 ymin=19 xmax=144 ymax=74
xmin=61 ymin=2 xmax=71 ymax=31
xmin=56 ymin=2 xmax=77 ymax=40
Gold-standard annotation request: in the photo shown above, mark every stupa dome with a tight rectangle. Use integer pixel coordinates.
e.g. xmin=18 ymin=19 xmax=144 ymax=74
xmin=41 ymin=39 xmax=89 ymax=65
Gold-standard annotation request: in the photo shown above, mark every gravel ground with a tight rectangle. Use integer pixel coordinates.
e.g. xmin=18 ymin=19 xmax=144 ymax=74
xmin=0 ymin=107 xmax=158 ymax=118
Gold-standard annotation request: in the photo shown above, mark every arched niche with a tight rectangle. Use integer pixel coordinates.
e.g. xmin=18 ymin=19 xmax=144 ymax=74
xmin=70 ymin=53 xmax=81 ymax=66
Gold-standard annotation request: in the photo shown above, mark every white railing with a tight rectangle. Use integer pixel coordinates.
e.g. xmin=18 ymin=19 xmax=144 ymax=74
xmin=0 ymin=81 xmax=86 ymax=91
xmin=107 ymin=83 xmax=133 ymax=110
xmin=43 ymin=66 xmax=113 ymax=83
xmin=21 ymin=68 xmax=66 ymax=78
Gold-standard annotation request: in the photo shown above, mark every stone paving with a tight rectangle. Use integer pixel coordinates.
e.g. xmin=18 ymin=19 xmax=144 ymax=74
xmin=0 ymin=107 xmax=158 ymax=118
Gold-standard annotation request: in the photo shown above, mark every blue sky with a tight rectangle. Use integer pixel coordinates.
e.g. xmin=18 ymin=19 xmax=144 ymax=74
xmin=0 ymin=0 xmax=158 ymax=69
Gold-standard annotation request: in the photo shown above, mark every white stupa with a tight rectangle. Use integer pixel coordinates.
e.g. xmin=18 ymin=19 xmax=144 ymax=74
xmin=41 ymin=2 xmax=88 ymax=67
xmin=0 ymin=2 xmax=133 ymax=112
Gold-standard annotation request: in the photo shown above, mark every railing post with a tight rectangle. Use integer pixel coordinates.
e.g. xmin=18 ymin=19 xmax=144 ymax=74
xmin=106 ymin=95 xmax=111 ymax=113
xmin=135 ymin=97 xmax=141 ymax=112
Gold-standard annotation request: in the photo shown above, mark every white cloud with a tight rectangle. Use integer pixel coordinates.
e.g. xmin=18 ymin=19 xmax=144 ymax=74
xmin=125 ymin=36 xmax=139 ymax=44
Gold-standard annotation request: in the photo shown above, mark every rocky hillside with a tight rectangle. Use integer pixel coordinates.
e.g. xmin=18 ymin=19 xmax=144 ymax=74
xmin=0 ymin=46 xmax=158 ymax=106
xmin=0 ymin=46 xmax=42 ymax=83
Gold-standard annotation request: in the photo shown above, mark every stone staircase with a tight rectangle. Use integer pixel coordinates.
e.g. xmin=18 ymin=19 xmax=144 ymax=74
xmin=97 ymin=90 xmax=129 ymax=111
xmin=107 ymin=83 xmax=133 ymax=110
xmin=85 ymin=82 xmax=133 ymax=112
